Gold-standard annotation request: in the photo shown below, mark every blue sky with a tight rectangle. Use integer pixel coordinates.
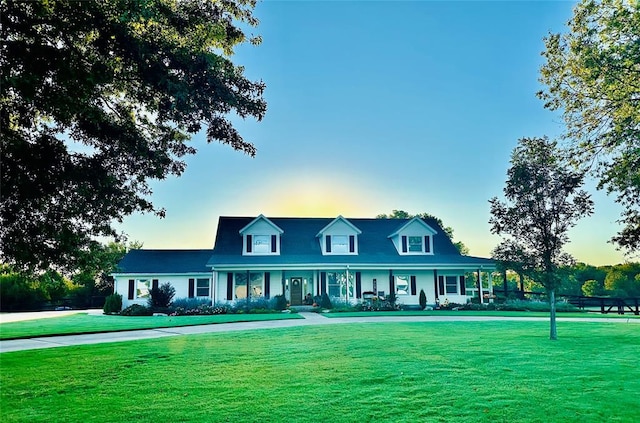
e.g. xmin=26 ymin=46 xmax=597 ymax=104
xmin=116 ymin=0 xmax=625 ymax=266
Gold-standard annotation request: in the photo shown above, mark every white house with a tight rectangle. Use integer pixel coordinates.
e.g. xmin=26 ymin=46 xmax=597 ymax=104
xmin=113 ymin=215 xmax=496 ymax=308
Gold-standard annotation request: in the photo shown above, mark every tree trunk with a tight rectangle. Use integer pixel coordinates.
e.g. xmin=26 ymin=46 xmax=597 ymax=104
xmin=517 ymin=272 xmax=525 ymax=299
xmin=549 ymin=288 xmax=557 ymax=340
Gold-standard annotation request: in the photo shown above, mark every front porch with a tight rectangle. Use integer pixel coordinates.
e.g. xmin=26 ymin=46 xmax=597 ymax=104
xmin=213 ymin=267 xmax=497 ymax=307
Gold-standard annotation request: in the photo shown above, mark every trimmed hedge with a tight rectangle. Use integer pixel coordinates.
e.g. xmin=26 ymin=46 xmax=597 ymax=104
xmin=120 ymin=304 xmax=153 ymax=316
xmin=459 ymin=300 xmax=580 ymax=312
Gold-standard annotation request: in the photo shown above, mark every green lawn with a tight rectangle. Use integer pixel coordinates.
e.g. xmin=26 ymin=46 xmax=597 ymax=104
xmin=2 ymin=309 xmax=637 ymax=340
xmin=322 ymin=310 xmax=640 ymax=319
xmin=2 ymin=321 xmax=639 ymax=422
xmin=0 ymin=312 xmax=303 ymax=340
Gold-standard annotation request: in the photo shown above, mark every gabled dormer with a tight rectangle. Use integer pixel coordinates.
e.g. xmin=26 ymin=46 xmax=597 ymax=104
xmin=316 ymin=216 xmax=362 ymax=255
xmin=388 ymin=217 xmax=437 ymax=255
xmin=239 ymin=214 xmax=284 ymax=255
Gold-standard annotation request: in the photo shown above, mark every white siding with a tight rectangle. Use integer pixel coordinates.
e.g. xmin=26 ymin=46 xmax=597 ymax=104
xmin=114 ymin=274 xmax=211 ymax=309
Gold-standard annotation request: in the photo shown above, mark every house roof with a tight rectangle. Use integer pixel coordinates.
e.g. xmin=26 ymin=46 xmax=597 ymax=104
xmin=239 ymin=214 xmax=284 ymax=234
xmin=388 ymin=216 xmax=437 ymax=237
xmin=315 ymin=215 xmax=363 ymax=237
xmin=207 ymin=216 xmax=494 ymax=269
xmin=114 ymin=249 xmax=213 ymax=274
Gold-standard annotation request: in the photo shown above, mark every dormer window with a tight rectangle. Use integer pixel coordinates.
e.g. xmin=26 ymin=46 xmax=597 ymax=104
xmin=247 ymin=235 xmax=276 ymax=254
xmin=240 ymin=215 xmax=283 ymax=256
xmin=401 ymin=235 xmax=432 ymax=254
xmin=390 ymin=217 xmax=437 ymax=255
xmin=326 ymin=235 xmax=355 ymax=254
xmin=408 ymin=236 xmax=422 ymax=252
xmin=318 ymin=216 xmax=361 ymax=255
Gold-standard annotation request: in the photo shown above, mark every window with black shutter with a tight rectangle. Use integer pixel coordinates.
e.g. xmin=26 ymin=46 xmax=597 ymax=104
xmin=271 ymin=235 xmax=277 ymax=253
xmin=424 ymin=236 xmax=431 ymax=253
xmin=401 ymin=236 xmax=407 ymax=253
xmin=246 ymin=235 xmax=252 ymax=253
xmin=226 ymin=273 xmax=233 ymax=300
xmin=355 ymin=272 xmax=362 ymax=298
xmin=264 ymin=272 xmax=271 ymax=298
xmin=128 ymin=279 xmax=135 ymax=300
xmin=188 ymin=278 xmax=195 ymax=298
xmin=438 ymin=276 xmax=445 ymax=296
xmin=410 ymin=275 xmax=417 ymax=296
xmin=349 ymin=235 xmax=355 ymax=253
xmin=325 ymin=235 xmax=331 ymax=253
xmin=196 ymin=279 xmax=210 ymax=297
xmin=459 ymin=276 xmax=466 ymax=295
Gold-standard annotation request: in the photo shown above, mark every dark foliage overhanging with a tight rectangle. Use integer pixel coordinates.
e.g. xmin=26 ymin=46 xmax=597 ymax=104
xmin=1 ymin=0 xmax=266 ymax=271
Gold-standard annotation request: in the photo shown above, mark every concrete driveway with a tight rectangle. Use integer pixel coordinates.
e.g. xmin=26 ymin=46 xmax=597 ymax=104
xmin=0 ymin=309 xmax=103 ymax=324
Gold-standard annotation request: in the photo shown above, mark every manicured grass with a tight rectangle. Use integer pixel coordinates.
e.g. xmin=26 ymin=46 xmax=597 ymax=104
xmin=0 ymin=312 xmax=303 ymax=340
xmin=2 ymin=309 xmax=637 ymax=340
xmin=322 ymin=310 xmax=640 ymax=319
xmin=2 ymin=321 xmax=639 ymax=422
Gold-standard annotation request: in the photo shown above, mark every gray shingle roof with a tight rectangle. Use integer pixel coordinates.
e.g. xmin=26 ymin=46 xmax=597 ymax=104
xmin=115 ymin=217 xmax=495 ymax=274
xmin=207 ymin=217 xmax=494 ymax=268
xmin=115 ymin=249 xmax=213 ymax=274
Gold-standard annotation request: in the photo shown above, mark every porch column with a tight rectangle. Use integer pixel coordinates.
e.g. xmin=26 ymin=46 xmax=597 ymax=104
xmin=488 ymin=271 xmax=494 ymax=303
xmin=477 ymin=268 xmax=483 ymax=304
xmin=282 ymin=271 xmax=286 ymax=299
xmin=214 ymin=269 xmax=218 ymax=306
xmin=246 ymin=270 xmax=250 ymax=299
xmin=345 ymin=267 xmax=350 ymax=304
xmin=433 ymin=269 xmax=438 ymax=301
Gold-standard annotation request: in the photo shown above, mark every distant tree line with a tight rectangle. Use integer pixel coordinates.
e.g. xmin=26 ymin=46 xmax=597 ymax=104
xmin=0 ymin=241 xmax=140 ymax=311
xmin=498 ymin=262 xmax=640 ymax=299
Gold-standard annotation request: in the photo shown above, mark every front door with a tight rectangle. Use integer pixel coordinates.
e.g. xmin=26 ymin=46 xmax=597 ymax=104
xmin=290 ymin=277 xmax=303 ymax=305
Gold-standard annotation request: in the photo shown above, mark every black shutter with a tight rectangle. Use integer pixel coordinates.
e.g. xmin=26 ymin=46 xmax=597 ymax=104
xmin=401 ymin=236 xmax=407 ymax=253
xmin=226 ymin=273 xmax=233 ymax=300
xmin=152 ymin=279 xmax=159 ymax=290
xmin=349 ymin=235 xmax=355 ymax=253
xmin=128 ymin=279 xmax=135 ymax=300
xmin=433 ymin=270 xmax=439 ymax=299
xmin=246 ymin=235 xmax=252 ymax=253
xmin=188 ymin=278 xmax=195 ymax=298
xmin=438 ymin=276 xmax=445 ymax=296
xmin=271 ymin=235 xmax=277 ymax=253
xmin=410 ymin=275 xmax=417 ymax=296
xmin=265 ymin=272 xmax=271 ymax=298
xmin=325 ymin=235 xmax=331 ymax=253
xmin=460 ymin=276 xmax=466 ymax=295
xmin=389 ymin=270 xmax=394 ymax=294
xmin=424 ymin=236 xmax=431 ymax=253
xmin=355 ymin=272 xmax=362 ymax=298
xmin=321 ymin=272 xmax=327 ymax=293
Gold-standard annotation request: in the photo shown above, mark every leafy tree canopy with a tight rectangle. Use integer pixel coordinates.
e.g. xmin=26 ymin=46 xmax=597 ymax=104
xmin=74 ymin=240 xmax=142 ymax=293
xmin=538 ymin=0 xmax=640 ymax=252
xmin=604 ymin=270 xmax=636 ymax=297
xmin=581 ymin=279 xmax=603 ymax=297
xmin=376 ymin=209 xmax=469 ymax=255
xmin=489 ymin=137 xmax=594 ymax=339
xmin=1 ymin=0 xmax=266 ymax=272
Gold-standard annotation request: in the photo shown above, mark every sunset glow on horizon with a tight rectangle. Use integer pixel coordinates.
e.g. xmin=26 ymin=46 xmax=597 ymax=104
xmin=114 ymin=1 xmax=629 ymax=266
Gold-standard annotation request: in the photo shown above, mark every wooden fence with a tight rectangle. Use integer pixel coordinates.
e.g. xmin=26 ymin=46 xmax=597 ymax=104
xmin=492 ymin=289 xmax=640 ymax=315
